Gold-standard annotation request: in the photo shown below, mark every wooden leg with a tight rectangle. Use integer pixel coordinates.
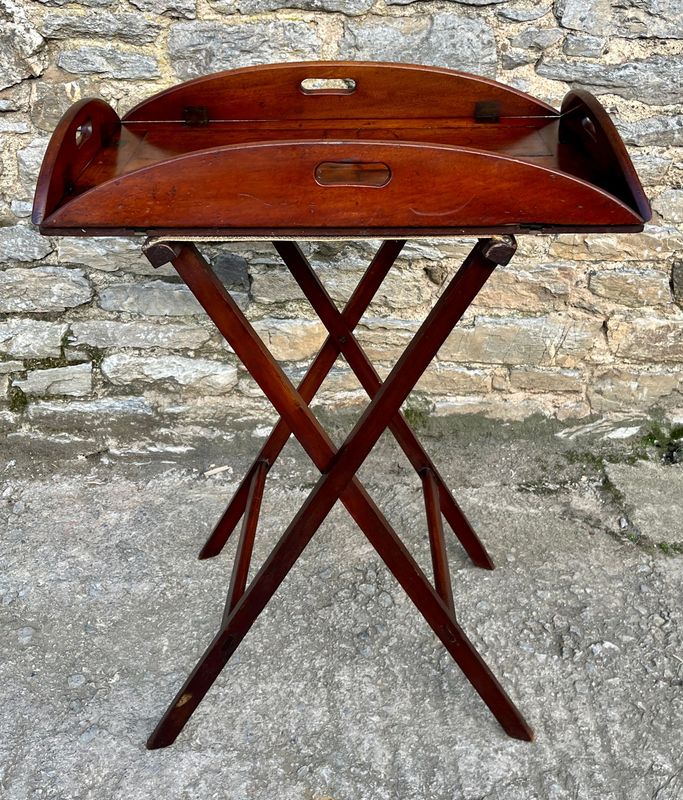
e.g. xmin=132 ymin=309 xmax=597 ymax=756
xmin=222 ymin=459 xmax=267 ymax=623
xmin=143 ymin=236 xmax=532 ymax=748
xmin=198 ymin=240 xmax=406 ymax=560
xmin=421 ymin=468 xmax=455 ymax=615
xmin=273 ymin=240 xmax=494 ymax=569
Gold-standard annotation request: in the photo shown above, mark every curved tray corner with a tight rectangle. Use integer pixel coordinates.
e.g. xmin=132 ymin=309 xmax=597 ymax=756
xmin=559 ymin=89 xmax=651 ymax=223
xmin=32 ymin=98 xmax=120 ymax=227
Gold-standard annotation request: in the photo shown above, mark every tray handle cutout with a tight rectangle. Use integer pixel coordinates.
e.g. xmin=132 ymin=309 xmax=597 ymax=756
xmin=315 ymin=161 xmax=391 ymax=188
xmin=301 ymin=77 xmax=357 ymax=95
xmin=75 ymin=119 xmax=93 ymax=146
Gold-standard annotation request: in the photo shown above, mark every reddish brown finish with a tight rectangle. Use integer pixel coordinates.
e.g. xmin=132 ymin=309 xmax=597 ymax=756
xmin=559 ymin=89 xmax=651 ymax=220
xmin=33 ymin=61 xmax=650 ymax=236
xmin=222 ymin=459 xmax=267 ymax=622
xmin=421 ymin=468 xmax=456 ymax=615
xmin=39 ymin=140 xmax=644 ymax=231
xmin=143 ymin=237 xmax=533 ymax=750
xmin=31 ymin=63 xmax=653 ymax=753
xmin=272 ymin=240 xmax=495 ymax=568
xmin=123 ymin=61 xmax=556 ymax=122
xmin=32 ymin=98 xmax=119 ymax=224
xmin=199 ymin=240 xmax=493 ymax=571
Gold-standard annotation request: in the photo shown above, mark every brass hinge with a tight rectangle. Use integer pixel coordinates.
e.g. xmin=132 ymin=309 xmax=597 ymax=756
xmin=474 ymin=100 xmax=501 ymax=123
xmin=183 ymin=106 xmax=209 ymax=126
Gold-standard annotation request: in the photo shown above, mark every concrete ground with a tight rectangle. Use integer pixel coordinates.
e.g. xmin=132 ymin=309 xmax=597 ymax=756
xmin=1 ymin=411 xmax=682 ymax=800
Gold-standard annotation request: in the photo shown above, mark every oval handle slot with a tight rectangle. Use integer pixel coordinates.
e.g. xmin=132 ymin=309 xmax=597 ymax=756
xmin=301 ymin=78 xmax=356 ymax=95
xmin=581 ymin=116 xmax=598 ymax=142
xmin=315 ymin=161 xmax=391 ymax=188
xmin=75 ymin=119 xmax=93 ymax=147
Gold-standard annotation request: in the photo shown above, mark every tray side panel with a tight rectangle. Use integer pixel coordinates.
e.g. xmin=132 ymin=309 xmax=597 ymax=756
xmin=32 ymin=98 xmax=120 ymax=224
xmin=559 ymin=89 xmax=651 ymax=221
xmin=123 ymin=61 xmax=558 ymax=123
xmin=42 ymin=140 xmax=644 ymax=231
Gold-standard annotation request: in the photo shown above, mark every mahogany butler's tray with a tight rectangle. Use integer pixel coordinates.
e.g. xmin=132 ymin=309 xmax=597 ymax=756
xmin=33 ymin=61 xmax=650 ymax=238
xmin=32 ymin=63 xmax=651 ymax=749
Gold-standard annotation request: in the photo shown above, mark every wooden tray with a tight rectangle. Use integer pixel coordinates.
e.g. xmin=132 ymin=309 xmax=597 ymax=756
xmin=33 ymin=61 xmax=651 ymax=239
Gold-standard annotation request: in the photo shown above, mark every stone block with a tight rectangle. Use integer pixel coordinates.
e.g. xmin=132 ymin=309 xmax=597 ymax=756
xmin=101 ymin=353 xmax=238 ymax=394
xmin=56 ymin=237 xmax=149 ymax=272
xmin=339 ymin=13 xmax=497 ymax=77
xmin=509 ymin=367 xmax=583 ymax=392
xmin=98 ymin=281 xmax=204 ymax=316
xmin=510 ymin=27 xmax=563 ymax=50
xmin=588 ymin=367 xmax=683 ymax=412
xmin=555 ymin=0 xmax=610 ymax=35
xmin=0 ymin=320 xmax=67 ymax=358
xmin=0 ymin=225 xmax=53 ymax=262
xmin=498 ymin=1 xmax=552 ymax=20
xmin=33 ymin=0 xmax=113 ymax=6
xmin=168 ymin=21 xmax=322 ymax=80
xmin=13 ymin=363 xmax=92 ymax=397
xmin=472 ymin=264 xmax=574 ymax=311
xmin=11 ymin=200 xmax=33 ymax=218
xmin=42 ymin=13 xmax=161 ymax=43
xmin=629 ymin=154 xmax=672 ymax=187
xmin=252 ymin=318 xmax=326 ymax=362
xmin=612 ymin=0 xmax=683 ymax=40
xmin=0 ymin=0 xmax=47 ymax=90
xmin=17 ymin=137 xmax=51 ymax=199
xmin=536 ymin=55 xmax=682 ymax=105
xmin=502 ymin=49 xmax=537 ymax=70
xmin=672 ymin=260 xmax=683 ymax=310
xmin=0 ymin=117 xmax=30 ymax=133
xmin=439 ymin=314 xmax=604 ymax=367
xmin=30 ymin=78 xmax=90 ymax=132
xmin=58 ymin=47 xmax=160 ymax=80
xmin=652 ymin=190 xmax=683 ymax=226
xmin=415 ymin=363 xmax=491 ymax=395
xmin=563 ymin=33 xmax=605 ymax=57
xmin=431 ymin=393 xmax=591 ymax=421
xmin=608 ymin=315 xmax=683 ymax=363
xmin=129 ymin=0 xmax=195 ymax=17
xmin=0 ymin=267 xmax=93 ymax=312
xmin=617 ymin=115 xmax=683 ymax=147
xmin=587 ymin=268 xmax=671 ymax=307
xmin=0 ymin=360 xmax=23 ymax=373
xmin=237 ymin=0 xmax=373 ymax=13
xmin=549 ymin=228 xmax=683 ymax=263
xmin=70 ymin=320 xmax=211 ymax=350
xmin=355 ymin=318 xmax=419 ymax=363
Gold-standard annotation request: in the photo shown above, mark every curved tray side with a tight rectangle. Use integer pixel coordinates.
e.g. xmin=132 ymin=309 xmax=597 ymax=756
xmin=123 ymin=61 xmax=558 ymax=123
xmin=41 ymin=140 xmax=645 ymax=231
xmin=32 ymin=98 xmax=121 ymax=225
xmin=559 ymin=89 xmax=651 ymax=221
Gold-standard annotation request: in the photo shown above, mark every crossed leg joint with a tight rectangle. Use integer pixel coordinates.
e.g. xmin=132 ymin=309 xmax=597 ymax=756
xmin=141 ymin=235 xmax=532 ymax=749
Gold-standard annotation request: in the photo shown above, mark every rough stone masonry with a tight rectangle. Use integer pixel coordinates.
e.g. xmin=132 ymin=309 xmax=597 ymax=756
xmin=1 ymin=0 xmax=683 ymax=439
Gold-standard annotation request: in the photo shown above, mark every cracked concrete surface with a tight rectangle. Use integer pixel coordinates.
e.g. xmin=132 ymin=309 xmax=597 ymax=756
xmin=1 ymin=414 xmax=682 ymax=799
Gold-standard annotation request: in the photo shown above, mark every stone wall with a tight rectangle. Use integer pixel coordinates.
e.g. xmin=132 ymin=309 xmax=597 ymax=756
xmin=1 ymin=0 xmax=683 ymax=439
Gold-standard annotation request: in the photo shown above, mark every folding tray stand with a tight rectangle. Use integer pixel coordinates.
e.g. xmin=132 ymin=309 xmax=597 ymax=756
xmin=33 ymin=62 xmax=651 ymax=748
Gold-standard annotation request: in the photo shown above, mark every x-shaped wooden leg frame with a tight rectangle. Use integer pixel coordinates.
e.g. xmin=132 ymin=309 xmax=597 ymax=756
xmin=143 ymin=236 xmax=533 ymax=749
xmin=201 ymin=239 xmax=493 ymax=570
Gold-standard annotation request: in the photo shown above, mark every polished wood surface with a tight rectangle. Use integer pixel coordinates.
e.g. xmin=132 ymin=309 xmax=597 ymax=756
xmin=143 ymin=236 xmax=533 ymax=750
xmin=123 ymin=61 xmax=557 ymax=122
xmin=33 ymin=61 xmax=650 ymax=236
